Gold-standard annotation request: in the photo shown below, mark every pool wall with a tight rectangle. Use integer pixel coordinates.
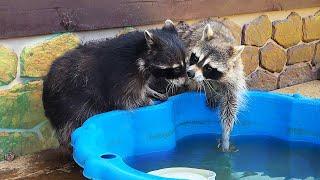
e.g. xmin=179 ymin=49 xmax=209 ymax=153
xmin=71 ymin=91 xmax=320 ymax=179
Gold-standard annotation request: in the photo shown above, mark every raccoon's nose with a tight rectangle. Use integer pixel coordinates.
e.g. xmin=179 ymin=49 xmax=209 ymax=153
xmin=187 ymin=70 xmax=195 ymax=78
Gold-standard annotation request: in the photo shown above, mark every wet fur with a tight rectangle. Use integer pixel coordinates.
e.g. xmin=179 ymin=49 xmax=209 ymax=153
xmin=176 ymin=19 xmax=247 ymax=151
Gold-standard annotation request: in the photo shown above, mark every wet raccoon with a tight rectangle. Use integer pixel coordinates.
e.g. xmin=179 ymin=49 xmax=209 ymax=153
xmin=178 ymin=19 xmax=246 ymax=152
xmin=42 ymin=20 xmax=187 ymax=148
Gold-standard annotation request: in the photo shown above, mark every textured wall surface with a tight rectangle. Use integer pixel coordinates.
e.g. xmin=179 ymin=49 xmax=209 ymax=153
xmin=0 ymin=8 xmax=319 ymax=161
xmin=241 ymin=11 xmax=320 ymax=90
xmin=0 ymin=34 xmax=80 ymax=161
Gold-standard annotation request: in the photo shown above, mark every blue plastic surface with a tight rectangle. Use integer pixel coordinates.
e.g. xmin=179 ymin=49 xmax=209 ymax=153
xmin=71 ymin=91 xmax=320 ymax=180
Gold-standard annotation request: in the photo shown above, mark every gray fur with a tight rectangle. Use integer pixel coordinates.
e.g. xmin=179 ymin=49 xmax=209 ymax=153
xmin=177 ymin=19 xmax=247 ymax=152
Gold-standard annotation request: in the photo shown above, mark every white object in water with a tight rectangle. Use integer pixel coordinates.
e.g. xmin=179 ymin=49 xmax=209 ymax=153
xmin=148 ymin=167 xmax=216 ymax=180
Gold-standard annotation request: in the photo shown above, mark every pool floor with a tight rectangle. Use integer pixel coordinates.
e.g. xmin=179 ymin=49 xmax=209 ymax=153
xmin=125 ymin=134 xmax=320 ymax=180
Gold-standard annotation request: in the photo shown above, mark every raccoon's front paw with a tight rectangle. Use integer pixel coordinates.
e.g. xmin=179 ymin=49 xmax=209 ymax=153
xmin=217 ymin=139 xmax=238 ymax=153
xmin=148 ymin=93 xmax=167 ymax=102
xmin=206 ymin=97 xmax=219 ymax=109
xmin=157 ymin=93 xmax=168 ymax=101
xmin=147 ymin=99 xmax=154 ymax=105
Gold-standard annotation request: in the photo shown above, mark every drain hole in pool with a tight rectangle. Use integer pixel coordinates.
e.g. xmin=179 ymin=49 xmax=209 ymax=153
xmin=101 ymin=154 xmax=116 ymax=159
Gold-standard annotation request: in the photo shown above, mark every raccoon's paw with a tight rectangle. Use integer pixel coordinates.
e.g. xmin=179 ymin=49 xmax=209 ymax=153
xmin=147 ymin=99 xmax=154 ymax=105
xmin=157 ymin=93 xmax=168 ymax=101
xmin=148 ymin=93 xmax=167 ymax=102
xmin=206 ymin=97 xmax=219 ymax=109
xmin=217 ymin=139 xmax=238 ymax=153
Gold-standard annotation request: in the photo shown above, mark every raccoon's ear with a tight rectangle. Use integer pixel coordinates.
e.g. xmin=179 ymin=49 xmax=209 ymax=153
xmin=162 ymin=19 xmax=177 ymax=33
xmin=201 ymin=24 xmax=214 ymax=41
xmin=144 ymin=30 xmax=155 ymax=48
xmin=228 ymin=45 xmax=245 ymax=61
xmin=233 ymin=45 xmax=245 ymax=57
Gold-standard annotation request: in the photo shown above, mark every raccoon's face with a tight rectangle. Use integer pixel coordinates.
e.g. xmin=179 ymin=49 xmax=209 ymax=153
xmin=186 ymin=24 xmax=244 ymax=83
xmin=143 ymin=20 xmax=187 ymax=86
xmin=187 ymin=44 xmax=228 ymax=82
xmin=187 ymin=44 xmax=244 ymax=83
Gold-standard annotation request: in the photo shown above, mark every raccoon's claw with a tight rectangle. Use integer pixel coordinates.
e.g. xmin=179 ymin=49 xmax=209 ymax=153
xmin=147 ymin=99 xmax=154 ymax=105
xmin=146 ymin=86 xmax=168 ymax=101
xmin=157 ymin=93 xmax=168 ymax=101
xmin=217 ymin=139 xmax=221 ymax=149
xmin=148 ymin=92 xmax=167 ymax=102
xmin=217 ymin=139 xmax=238 ymax=153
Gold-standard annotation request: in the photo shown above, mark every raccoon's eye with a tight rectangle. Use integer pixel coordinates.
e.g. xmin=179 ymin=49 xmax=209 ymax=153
xmin=173 ymin=66 xmax=183 ymax=73
xmin=203 ymin=65 xmax=223 ymax=80
xmin=189 ymin=53 xmax=199 ymax=65
xmin=204 ymin=65 xmax=212 ymax=71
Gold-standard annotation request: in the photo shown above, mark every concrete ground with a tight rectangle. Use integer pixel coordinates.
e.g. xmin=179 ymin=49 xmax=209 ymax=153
xmin=273 ymin=80 xmax=320 ymax=98
xmin=0 ymin=80 xmax=319 ymax=179
xmin=0 ymin=149 xmax=83 ymax=180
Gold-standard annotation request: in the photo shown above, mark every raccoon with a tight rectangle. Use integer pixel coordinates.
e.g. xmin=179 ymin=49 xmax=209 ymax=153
xmin=178 ymin=19 xmax=246 ymax=152
xmin=42 ymin=20 xmax=187 ymax=148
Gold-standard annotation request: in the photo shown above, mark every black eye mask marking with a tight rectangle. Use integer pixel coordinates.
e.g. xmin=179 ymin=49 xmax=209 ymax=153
xmin=189 ymin=53 xmax=199 ymax=65
xmin=189 ymin=52 xmax=211 ymax=67
xmin=150 ymin=65 xmax=186 ymax=79
xmin=203 ymin=64 xmax=223 ymax=80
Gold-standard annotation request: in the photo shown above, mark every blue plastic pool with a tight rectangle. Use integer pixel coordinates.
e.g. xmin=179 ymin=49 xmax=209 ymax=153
xmin=71 ymin=91 xmax=320 ymax=179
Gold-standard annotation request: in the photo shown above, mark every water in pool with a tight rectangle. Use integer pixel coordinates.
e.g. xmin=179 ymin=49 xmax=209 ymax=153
xmin=125 ymin=134 xmax=320 ymax=180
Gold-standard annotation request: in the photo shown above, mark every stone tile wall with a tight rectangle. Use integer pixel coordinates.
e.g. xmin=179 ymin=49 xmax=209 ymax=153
xmin=0 ymin=34 xmax=79 ymax=161
xmin=241 ymin=11 xmax=320 ymax=90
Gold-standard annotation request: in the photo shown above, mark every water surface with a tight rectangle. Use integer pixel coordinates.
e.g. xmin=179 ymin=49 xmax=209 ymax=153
xmin=125 ymin=134 xmax=320 ymax=180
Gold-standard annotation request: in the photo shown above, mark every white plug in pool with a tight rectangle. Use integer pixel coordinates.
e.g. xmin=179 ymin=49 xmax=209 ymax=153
xmin=148 ymin=167 xmax=216 ymax=180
